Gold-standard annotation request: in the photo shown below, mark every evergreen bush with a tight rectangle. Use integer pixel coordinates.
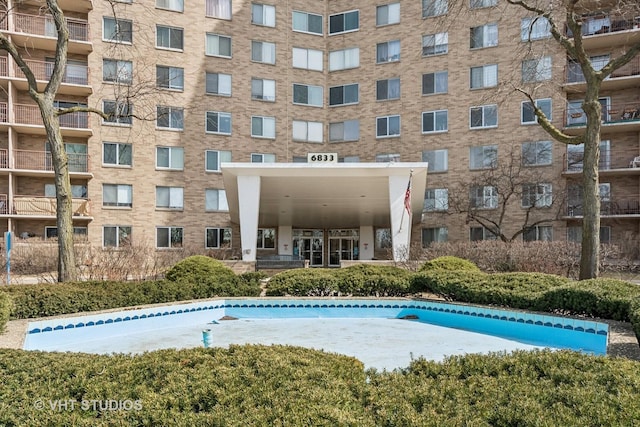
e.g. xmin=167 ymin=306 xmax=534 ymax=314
xmin=419 ymin=256 xmax=480 ymax=272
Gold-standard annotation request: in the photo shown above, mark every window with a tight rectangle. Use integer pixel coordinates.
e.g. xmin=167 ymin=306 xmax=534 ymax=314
xmin=292 ymin=11 xmax=322 ymax=35
xmin=377 ymin=3 xmax=400 ymax=26
xmin=422 ymin=149 xmax=448 ymax=173
xmin=329 ymin=83 xmax=359 ymax=106
xmin=251 ymin=153 xmax=276 ymax=163
xmin=567 ymin=55 xmax=609 ymax=83
xmin=156 ymin=146 xmax=184 ymax=170
xmin=205 ymin=228 xmax=231 ymax=249
xmin=157 ymin=227 xmax=183 ymax=248
xmin=156 ymin=186 xmax=184 ymax=209
xmin=103 ymin=59 xmax=132 ymax=84
xmin=470 ymin=0 xmax=497 ymax=9
xmin=103 ymin=100 xmax=132 ymax=125
xmin=156 ymin=25 xmax=183 ymax=50
xmin=103 ymin=142 xmax=132 ymax=167
xmin=293 ymin=120 xmax=323 ymax=143
xmin=568 ymin=183 xmax=610 ymax=216
xmin=422 ymin=0 xmax=447 ymax=18
xmin=329 ymin=10 xmax=359 ymax=35
xmin=422 ymin=32 xmax=448 ymax=56
xmin=293 ymin=84 xmax=323 ymax=107
xmin=45 ymin=183 xmax=87 ymax=198
xmin=205 ymin=189 xmax=229 ymax=211
xmin=566 ymin=140 xmax=610 ymax=171
xmin=103 ymin=226 xmax=131 ymax=248
xmin=376 ymin=40 xmax=400 ymax=63
xmin=470 ymin=185 xmax=498 ymax=209
xmin=45 ymin=227 xmax=87 ymax=240
xmin=523 ymin=226 xmax=553 ymax=242
xmin=522 ymin=183 xmax=552 ymax=208
xmin=375 ymin=228 xmax=392 ymax=249
xmin=251 ymin=78 xmax=275 ymax=101
xmin=521 ymin=98 xmax=552 ymax=124
xmin=470 ymin=64 xmax=498 ymax=89
xmin=329 ymin=47 xmax=360 ymax=71
xmin=206 ymin=0 xmax=232 ymax=19
xmin=470 ymin=23 xmax=498 ymax=48
xmin=470 ymin=104 xmax=498 ymax=128
xmin=424 ymin=189 xmax=448 ymax=211
xmin=257 ymin=228 xmax=276 ymax=249
xmin=376 ymin=78 xmax=400 ymax=101
xmin=470 ymin=145 xmax=497 ymax=169
xmin=566 ymin=98 xmax=609 ymax=126
xmin=252 ymin=3 xmax=275 ymax=27
xmin=522 ymin=141 xmax=552 ymax=166
xmin=103 ymin=17 xmax=132 ymax=43
xmin=251 ymin=41 xmax=276 ymax=64
xmin=156 ymin=0 xmax=183 ymax=12
xmin=329 ymin=120 xmax=359 ymax=142
xmin=206 ymin=111 xmax=232 ymax=134
xmin=251 ymin=116 xmax=276 ymax=138
xmin=521 ymin=17 xmax=551 ymax=41
xmin=376 ymin=115 xmax=400 ymax=138
xmin=205 ymin=150 xmax=231 ymax=172
xmin=522 ymin=56 xmax=552 ymax=82
xmin=156 ymin=66 xmax=184 ymax=90
xmin=422 ymin=227 xmax=448 ymax=247
xmin=422 ymin=110 xmax=448 ymax=133
xmin=293 ymin=48 xmax=323 ymax=71
xmin=206 ymin=33 xmax=232 ymax=57
xmin=339 ymin=156 xmax=360 ymax=163
xmin=567 ymin=226 xmax=611 ymax=244
xmin=470 ymin=226 xmax=497 ymax=241
xmin=422 ymin=71 xmax=448 ymax=95
xmin=376 ymin=153 xmax=400 ymax=162
xmin=156 ymin=106 xmax=184 ymax=130
xmin=103 ymin=184 xmax=132 ymax=207
xmin=206 ymin=72 xmax=232 ymax=96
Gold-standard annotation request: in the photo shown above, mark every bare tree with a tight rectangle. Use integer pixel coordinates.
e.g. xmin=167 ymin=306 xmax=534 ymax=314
xmin=447 ymin=145 xmax=564 ymax=242
xmin=504 ymin=0 xmax=640 ymax=278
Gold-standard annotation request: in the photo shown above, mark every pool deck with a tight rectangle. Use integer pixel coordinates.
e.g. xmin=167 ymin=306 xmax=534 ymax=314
xmin=1 ymin=297 xmax=639 ymax=362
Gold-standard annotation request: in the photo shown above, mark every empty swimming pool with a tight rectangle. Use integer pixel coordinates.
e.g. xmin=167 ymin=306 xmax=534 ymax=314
xmin=23 ymin=299 xmax=609 ymax=370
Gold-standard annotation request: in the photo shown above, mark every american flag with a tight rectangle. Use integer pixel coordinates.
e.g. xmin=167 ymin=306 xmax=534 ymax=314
xmin=404 ymin=174 xmax=412 ymax=216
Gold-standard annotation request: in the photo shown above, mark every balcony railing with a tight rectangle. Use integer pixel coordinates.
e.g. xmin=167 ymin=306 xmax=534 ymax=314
xmin=0 ymin=57 xmax=7 ymax=77
xmin=14 ymin=103 xmax=89 ymax=129
xmin=565 ymin=101 xmax=640 ymax=127
xmin=0 ymin=194 xmax=90 ymax=216
xmin=565 ymin=56 xmax=640 ymax=83
xmin=0 ymin=102 xmax=7 ymax=123
xmin=17 ymin=59 xmax=89 ymax=86
xmin=567 ymin=198 xmax=640 ymax=217
xmin=12 ymin=13 xmax=89 ymax=42
xmin=564 ymin=149 xmax=640 ymax=171
xmin=566 ymin=15 xmax=640 ymax=37
xmin=14 ymin=149 xmax=89 ymax=172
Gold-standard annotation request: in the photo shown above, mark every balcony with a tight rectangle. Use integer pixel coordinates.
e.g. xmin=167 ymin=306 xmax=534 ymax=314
xmin=9 ymin=59 xmax=91 ymax=96
xmin=0 ymin=194 xmax=91 ymax=219
xmin=7 ymin=13 xmax=92 ymax=55
xmin=563 ymin=101 xmax=640 ymax=135
xmin=12 ymin=103 xmax=91 ymax=137
xmin=563 ymin=149 xmax=640 ymax=176
xmin=20 ymin=0 xmax=93 ymax=14
xmin=566 ymin=15 xmax=640 ymax=50
xmin=566 ymin=198 xmax=640 ymax=218
xmin=563 ymin=57 xmax=640 ymax=92
xmin=0 ymin=148 xmax=91 ymax=177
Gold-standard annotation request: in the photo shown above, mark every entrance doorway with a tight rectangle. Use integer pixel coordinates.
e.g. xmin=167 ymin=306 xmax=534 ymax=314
xmin=292 ymin=230 xmax=324 ymax=267
xmin=293 ymin=229 xmax=359 ymax=267
xmin=328 ymin=229 xmax=359 ymax=267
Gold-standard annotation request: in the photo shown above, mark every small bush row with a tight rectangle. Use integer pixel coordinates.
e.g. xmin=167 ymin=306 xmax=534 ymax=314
xmin=0 ymin=345 xmax=639 ymax=425
xmin=0 ymin=291 xmax=10 ymax=332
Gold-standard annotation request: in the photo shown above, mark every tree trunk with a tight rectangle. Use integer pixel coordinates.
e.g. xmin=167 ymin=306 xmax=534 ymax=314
xmin=579 ymin=97 xmax=602 ymax=280
xmin=39 ymin=100 xmax=78 ymax=282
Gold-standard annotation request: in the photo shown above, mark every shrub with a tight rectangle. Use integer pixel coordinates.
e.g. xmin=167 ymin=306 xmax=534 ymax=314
xmin=0 ymin=291 xmax=11 ymax=332
xmin=266 ymin=269 xmax=340 ymax=296
xmin=165 ymin=255 xmax=237 ymax=283
xmin=335 ymin=264 xmax=412 ymax=296
xmin=419 ymin=256 xmax=480 ymax=272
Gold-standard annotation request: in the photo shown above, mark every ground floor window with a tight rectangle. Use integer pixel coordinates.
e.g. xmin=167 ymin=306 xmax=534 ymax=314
xmin=45 ymin=226 xmax=87 ymax=240
xmin=206 ymin=227 xmax=232 ymax=249
xmin=103 ymin=225 xmax=131 ymax=247
xmin=422 ymin=227 xmax=448 ymax=247
xmin=567 ymin=225 xmax=611 ymax=244
xmin=257 ymin=228 xmax=275 ymax=249
xmin=157 ymin=226 xmax=183 ymax=248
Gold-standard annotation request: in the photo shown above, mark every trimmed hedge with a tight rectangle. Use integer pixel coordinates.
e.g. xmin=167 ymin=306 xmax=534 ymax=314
xmin=0 ymin=291 xmax=10 ymax=332
xmin=266 ymin=264 xmax=412 ymax=297
xmin=420 ymin=255 xmax=480 ymax=272
xmin=0 ymin=346 xmax=639 ymax=425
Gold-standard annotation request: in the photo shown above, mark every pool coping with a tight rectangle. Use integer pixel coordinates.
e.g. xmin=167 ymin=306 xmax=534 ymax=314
xmin=2 ymin=296 xmax=639 ymax=360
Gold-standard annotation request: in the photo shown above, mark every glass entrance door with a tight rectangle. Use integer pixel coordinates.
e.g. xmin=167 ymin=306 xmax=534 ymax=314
xmin=293 ymin=229 xmax=324 ymax=267
xmin=328 ymin=229 xmax=359 ymax=267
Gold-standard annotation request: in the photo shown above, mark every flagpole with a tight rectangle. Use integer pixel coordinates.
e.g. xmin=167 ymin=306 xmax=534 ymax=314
xmin=399 ymin=169 xmax=413 ymax=232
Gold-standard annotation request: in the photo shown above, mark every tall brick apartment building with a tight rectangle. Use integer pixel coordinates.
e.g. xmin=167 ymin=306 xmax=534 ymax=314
xmin=0 ymin=0 xmax=638 ymax=266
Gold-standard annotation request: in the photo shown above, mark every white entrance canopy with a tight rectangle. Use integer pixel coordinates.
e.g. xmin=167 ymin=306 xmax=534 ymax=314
xmin=221 ymin=162 xmax=428 ymax=262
